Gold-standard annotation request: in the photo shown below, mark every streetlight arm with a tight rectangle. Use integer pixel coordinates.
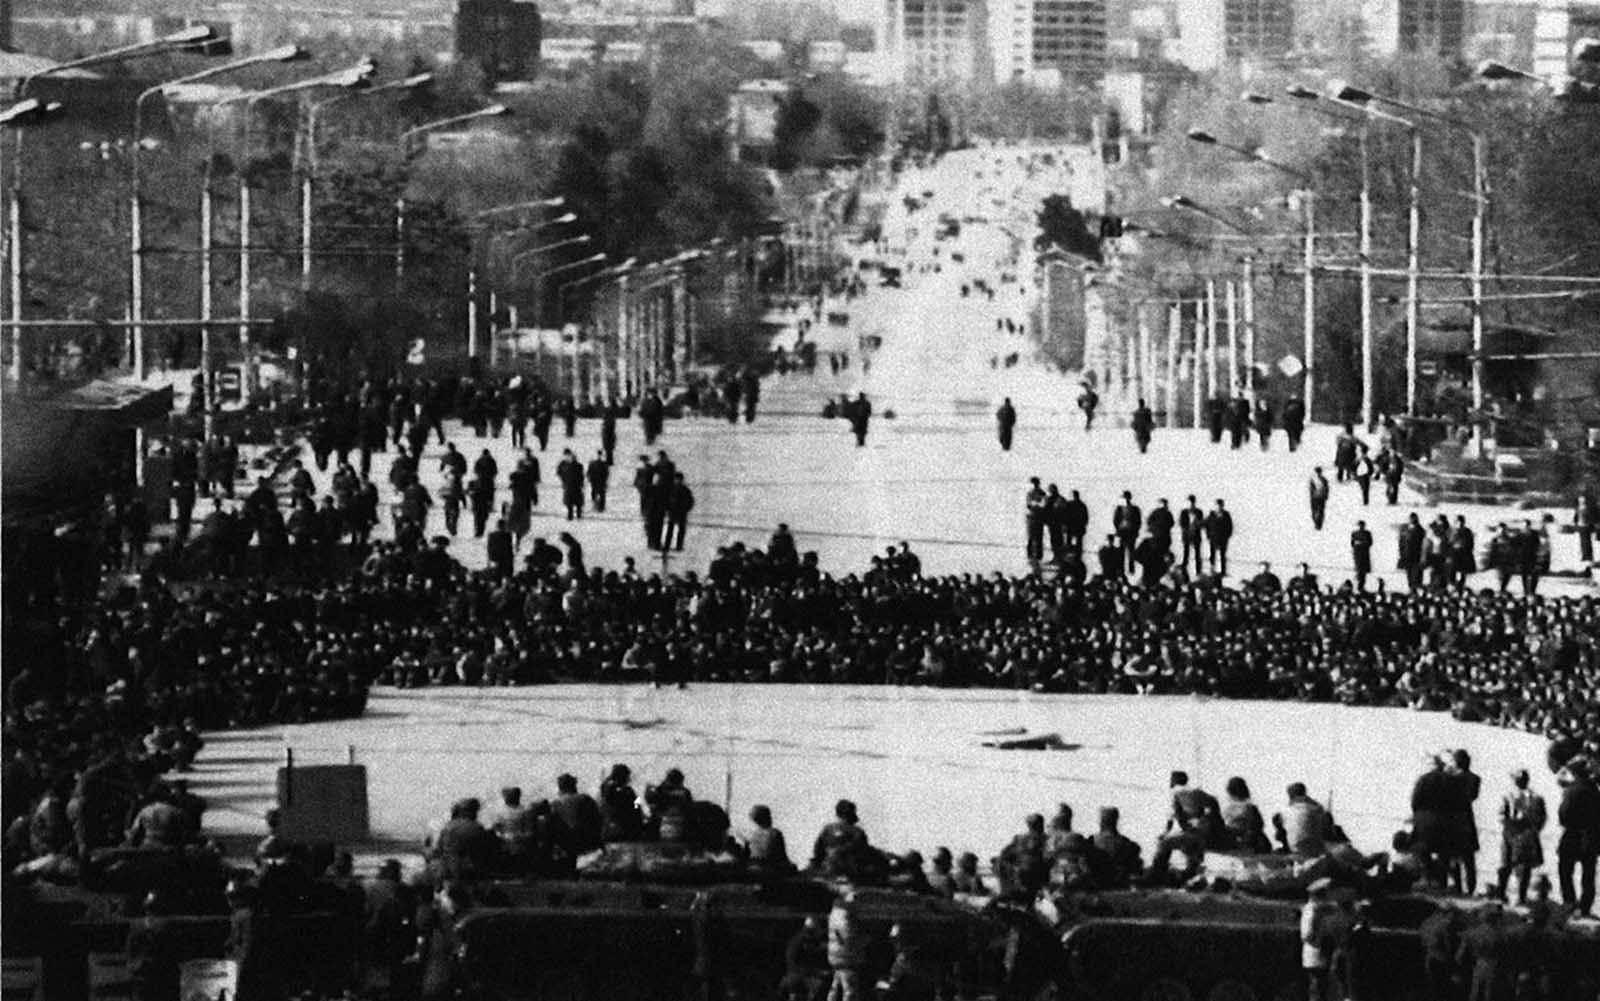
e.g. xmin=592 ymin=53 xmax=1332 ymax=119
xmin=400 ymin=104 xmax=509 ymax=151
xmin=15 ymin=25 xmax=217 ymax=97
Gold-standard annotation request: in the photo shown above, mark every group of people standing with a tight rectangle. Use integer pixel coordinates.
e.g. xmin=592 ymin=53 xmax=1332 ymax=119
xmin=1023 ymin=483 xmax=1236 ymax=580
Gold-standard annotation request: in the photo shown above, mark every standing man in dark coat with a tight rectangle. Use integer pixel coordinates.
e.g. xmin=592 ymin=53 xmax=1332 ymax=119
xmin=1131 ymin=398 xmax=1154 ymax=454
xmin=532 ymin=397 xmax=554 ymax=451
xmin=487 ymin=519 xmax=515 ymax=577
xmin=1024 ymin=477 xmax=1046 ymax=561
xmin=741 ymin=368 xmax=761 ymax=423
xmin=1178 ymin=496 xmax=1205 ymax=576
xmin=1557 ymin=760 xmax=1600 ymax=917
xmin=557 ymin=450 xmax=585 ymax=520
xmin=847 ymin=393 xmax=872 ymax=446
xmin=1095 ymin=535 xmax=1123 ymax=581
xmin=1350 ymin=521 xmax=1374 ymax=592
xmin=1043 ymin=485 xmax=1068 ymax=563
xmin=1204 ymin=499 xmax=1233 ymax=576
xmin=1449 ymin=518 xmax=1476 ymax=587
xmin=600 ymin=407 xmax=618 ymax=466
xmin=1398 ymin=514 xmax=1426 ymax=591
xmin=1227 ymin=397 xmax=1250 ymax=449
xmin=640 ymin=390 xmax=665 ymax=445
xmin=665 ymin=474 xmax=695 ymax=552
xmin=1062 ymin=490 xmax=1089 ymax=554
xmin=722 ymin=376 xmax=742 ymax=424
xmin=1145 ymin=498 xmax=1175 ymax=558
xmin=1206 ymin=396 xmax=1226 ymax=444
xmin=587 ymin=451 xmax=610 ymax=513
xmin=1308 ymin=467 xmax=1331 ymax=531
xmin=1379 ymin=449 xmax=1404 ymax=504
xmin=1281 ymin=397 xmax=1305 ymax=452
xmin=1252 ymin=399 xmax=1274 ymax=450
xmin=1112 ymin=491 xmax=1142 ymax=575
xmin=560 ymin=396 xmax=578 ymax=438
xmin=996 ymin=397 xmax=1017 ymax=451
xmin=467 ymin=474 xmax=495 ymax=538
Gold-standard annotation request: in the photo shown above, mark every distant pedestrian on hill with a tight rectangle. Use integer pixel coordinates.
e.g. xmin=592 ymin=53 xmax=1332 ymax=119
xmin=996 ymin=397 xmax=1017 ymax=451
xmin=847 ymin=393 xmax=872 ymax=447
xmin=1077 ymin=384 xmax=1099 ymax=431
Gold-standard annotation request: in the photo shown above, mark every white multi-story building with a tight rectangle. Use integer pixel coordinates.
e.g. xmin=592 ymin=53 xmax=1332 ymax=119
xmin=876 ymin=0 xmax=986 ymax=86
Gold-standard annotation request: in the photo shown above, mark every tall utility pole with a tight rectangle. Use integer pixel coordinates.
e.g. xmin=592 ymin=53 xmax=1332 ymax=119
xmin=1405 ymin=127 xmax=1421 ymax=416
xmin=1470 ymin=134 xmax=1486 ymax=418
xmin=1358 ymin=120 xmax=1375 ymax=430
xmin=1190 ymin=303 xmax=1203 ymax=429
xmin=1241 ymin=256 xmax=1255 ymax=403
xmin=1204 ymin=280 xmax=1218 ymax=399
xmin=1224 ymin=280 xmax=1239 ymax=397
xmin=200 ymin=163 xmax=215 ymax=440
xmin=1301 ymin=190 xmax=1316 ymax=420
xmin=1165 ymin=304 xmax=1179 ymax=427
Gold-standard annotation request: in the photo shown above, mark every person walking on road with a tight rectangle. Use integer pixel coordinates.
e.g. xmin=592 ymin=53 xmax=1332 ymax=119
xmin=847 ymin=393 xmax=872 ymax=447
xmin=1043 ymin=485 xmax=1068 ymax=562
xmin=1131 ymin=399 xmax=1154 ymax=454
xmin=557 ymin=450 xmax=585 ymax=521
xmin=996 ymin=398 xmax=1017 ymax=451
xmin=1308 ymin=467 xmax=1330 ymax=531
xmin=587 ymin=451 xmax=610 ymax=513
xmin=1350 ymin=520 xmax=1373 ymax=592
xmin=1077 ymin=384 xmax=1098 ymax=431
xmin=1062 ymin=490 xmax=1089 ymax=554
xmin=1353 ymin=447 xmax=1376 ymax=506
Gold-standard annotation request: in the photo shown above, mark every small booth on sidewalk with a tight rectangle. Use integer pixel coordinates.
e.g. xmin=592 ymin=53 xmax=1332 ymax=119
xmin=2 ymin=379 xmax=175 ymax=519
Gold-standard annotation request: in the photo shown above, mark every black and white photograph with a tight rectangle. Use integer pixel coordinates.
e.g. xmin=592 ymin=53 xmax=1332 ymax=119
xmin=2 ymin=0 xmax=1599 ymax=998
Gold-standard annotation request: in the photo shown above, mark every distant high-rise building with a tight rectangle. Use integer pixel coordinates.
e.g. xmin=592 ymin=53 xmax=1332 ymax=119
xmin=1397 ymin=0 xmax=1464 ymax=57
xmin=878 ymin=0 xmax=987 ymax=86
xmin=456 ymin=0 xmax=543 ymax=83
xmin=985 ymin=0 xmax=1106 ymax=84
xmin=1029 ymin=0 xmax=1107 ymax=81
xmin=1224 ymin=0 xmax=1293 ymax=59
